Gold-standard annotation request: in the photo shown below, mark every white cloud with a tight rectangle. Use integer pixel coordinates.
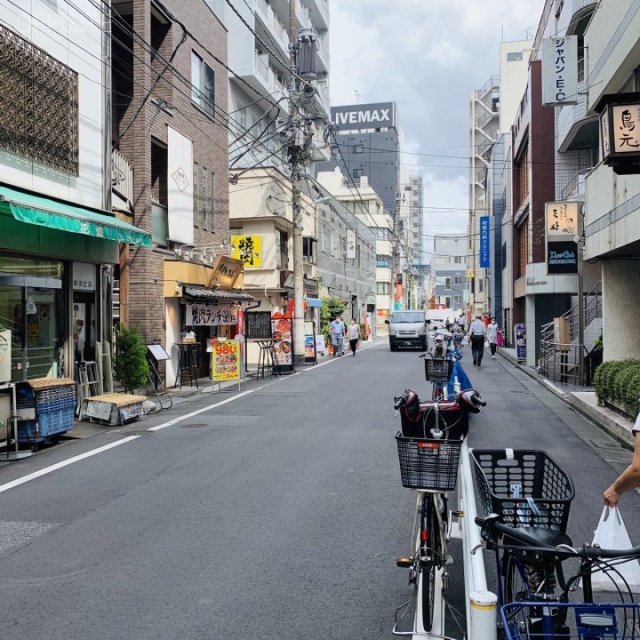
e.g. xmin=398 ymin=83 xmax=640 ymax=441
xmin=328 ymin=0 xmax=545 ymax=249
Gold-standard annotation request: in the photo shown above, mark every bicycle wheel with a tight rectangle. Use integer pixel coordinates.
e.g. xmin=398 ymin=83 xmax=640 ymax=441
xmin=504 ymin=555 xmax=560 ymax=639
xmin=417 ymin=493 xmax=439 ymax=632
xmin=503 ymin=554 xmax=531 ymax=638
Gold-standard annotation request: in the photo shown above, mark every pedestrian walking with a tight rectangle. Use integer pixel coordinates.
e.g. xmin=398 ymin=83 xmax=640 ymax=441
xmin=348 ymin=319 xmax=361 ymax=356
xmin=467 ymin=315 xmax=487 ymax=367
xmin=330 ymin=315 xmax=346 ymax=357
xmin=487 ymin=317 xmax=499 ymax=359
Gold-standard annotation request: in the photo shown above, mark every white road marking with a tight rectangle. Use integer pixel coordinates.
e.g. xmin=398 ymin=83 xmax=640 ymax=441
xmin=0 ymin=436 xmax=140 ymax=494
xmin=147 ymin=389 xmax=255 ymax=431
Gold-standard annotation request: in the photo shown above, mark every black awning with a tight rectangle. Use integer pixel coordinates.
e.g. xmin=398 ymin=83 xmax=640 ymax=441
xmin=183 ymin=286 xmax=255 ymax=303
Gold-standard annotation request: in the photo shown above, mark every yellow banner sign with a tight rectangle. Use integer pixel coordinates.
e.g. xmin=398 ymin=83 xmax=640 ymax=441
xmin=231 ymin=234 xmax=262 ymax=268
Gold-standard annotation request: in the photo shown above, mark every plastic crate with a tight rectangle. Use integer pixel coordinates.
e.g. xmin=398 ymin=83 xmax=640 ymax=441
xmin=424 ymin=358 xmax=453 ymax=382
xmin=396 ymin=432 xmax=463 ymax=491
xmin=18 ymin=406 xmax=75 ymax=441
xmin=471 ymin=449 xmax=574 ymax=531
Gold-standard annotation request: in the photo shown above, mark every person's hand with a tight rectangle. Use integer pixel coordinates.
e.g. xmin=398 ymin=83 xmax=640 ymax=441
xmin=604 ymin=485 xmax=620 ymax=507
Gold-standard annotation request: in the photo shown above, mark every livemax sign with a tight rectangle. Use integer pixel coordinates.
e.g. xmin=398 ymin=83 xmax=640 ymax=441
xmin=331 ymin=102 xmax=396 ymax=130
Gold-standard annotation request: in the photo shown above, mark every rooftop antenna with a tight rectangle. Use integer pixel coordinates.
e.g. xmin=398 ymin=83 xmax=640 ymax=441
xmin=354 ymin=89 xmax=360 ymax=104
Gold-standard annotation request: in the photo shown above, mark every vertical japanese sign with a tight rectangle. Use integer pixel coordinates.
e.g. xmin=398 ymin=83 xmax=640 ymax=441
xmin=542 ymin=36 xmax=578 ymax=106
xmin=231 ymin=235 xmax=263 ymax=268
xmin=346 ymin=229 xmax=356 ymax=260
xmin=479 ymin=216 xmax=490 ymax=268
xmin=514 ymin=324 xmax=526 ymax=362
xmin=545 ymin=202 xmax=579 ymax=274
xmin=210 ymin=339 xmax=241 ymax=381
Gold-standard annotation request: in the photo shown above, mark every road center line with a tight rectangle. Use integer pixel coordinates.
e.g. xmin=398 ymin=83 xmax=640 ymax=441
xmin=0 ymin=436 xmax=141 ymax=494
xmin=147 ymin=388 xmax=256 ymax=431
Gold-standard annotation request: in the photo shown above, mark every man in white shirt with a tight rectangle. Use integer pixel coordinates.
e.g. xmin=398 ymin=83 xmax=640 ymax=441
xmin=330 ymin=315 xmax=346 ymax=357
xmin=467 ymin=315 xmax=487 ymax=367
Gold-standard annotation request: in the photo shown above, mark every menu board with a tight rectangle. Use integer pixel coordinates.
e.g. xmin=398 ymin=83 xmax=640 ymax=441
xmin=271 ymin=317 xmax=294 ymax=373
xmin=211 ymin=339 xmax=241 ymax=381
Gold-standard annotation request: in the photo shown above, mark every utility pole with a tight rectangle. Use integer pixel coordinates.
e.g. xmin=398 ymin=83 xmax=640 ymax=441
xmin=287 ymin=4 xmax=314 ymax=366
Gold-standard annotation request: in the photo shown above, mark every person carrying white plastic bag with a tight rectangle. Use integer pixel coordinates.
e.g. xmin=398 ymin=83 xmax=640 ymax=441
xmin=590 ymin=506 xmax=640 ymax=590
xmin=603 ymin=415 xmax=640 ymax=508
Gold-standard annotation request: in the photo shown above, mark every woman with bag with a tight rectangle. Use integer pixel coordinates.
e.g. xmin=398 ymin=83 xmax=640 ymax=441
xmin=348 ymin=318 xmax=361 ymax=357
xmin=603 ymin=425 xmax=640 ymax=506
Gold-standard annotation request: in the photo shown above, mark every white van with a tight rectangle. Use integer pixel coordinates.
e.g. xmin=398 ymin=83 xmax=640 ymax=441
xmin=385 ymin=309 xmax=429 ymax=351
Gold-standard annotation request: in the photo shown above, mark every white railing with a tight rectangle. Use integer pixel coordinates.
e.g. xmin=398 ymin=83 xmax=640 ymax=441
xmin=112 ymin=148 xmax=133 ymax=204
xmin=458 ymin=442 xmax=498 ymax=640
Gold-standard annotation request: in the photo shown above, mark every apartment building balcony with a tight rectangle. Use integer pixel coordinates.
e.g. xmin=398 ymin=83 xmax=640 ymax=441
xmin=304 ymin=0 xmax=329 ymax=31
xmin=312 ymin=78 xmax=330 ymax=118
xmin=236 ymin=51 xmax=289 ymax=113
xmin=255 ymin=0 xmax=290 ymax=63
xmin=315 ymin=35 xmax=330 ymax=74
xmin=557 ymin=81 xmax=599 ymax=152
xmin=295 ymin=0 xmax=312 ymax=30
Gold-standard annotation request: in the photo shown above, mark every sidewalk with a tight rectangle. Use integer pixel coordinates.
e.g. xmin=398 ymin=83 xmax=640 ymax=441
xmin=499 ymin=348 xmax=636 ymax=449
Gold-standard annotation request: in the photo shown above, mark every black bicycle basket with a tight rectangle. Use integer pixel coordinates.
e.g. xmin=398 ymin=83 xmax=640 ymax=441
xmin=396 ymin=432 xmax=463 ymax=491
xmin=424 ymin=358 xmax=453 ymax=383
xmin=471 ymin=449 xmax=574 ymax=531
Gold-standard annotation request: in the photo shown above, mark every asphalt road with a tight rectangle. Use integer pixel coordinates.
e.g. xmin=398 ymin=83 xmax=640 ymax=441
xmin=0 ymin=340 xmax=636 ymax=640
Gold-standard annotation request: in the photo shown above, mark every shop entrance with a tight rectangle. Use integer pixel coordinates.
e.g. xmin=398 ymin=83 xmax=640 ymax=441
xmin=0 ymin=280 xmax=64 ymax=381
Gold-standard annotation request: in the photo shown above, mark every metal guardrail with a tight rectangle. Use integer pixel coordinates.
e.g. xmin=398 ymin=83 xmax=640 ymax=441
xmin=538 ymin=282 xmax=602 ymax=386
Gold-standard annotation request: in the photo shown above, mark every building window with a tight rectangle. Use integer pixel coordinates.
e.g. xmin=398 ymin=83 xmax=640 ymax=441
xmin=507 ymin=51 xmax=523 ymax=62
xmin=352 ymin=168 xmax=363 ymax=179
xmin=277 ymin=229 xmax=289 ymax=269
xmin=353 ymin=144 xmax=363 ymax=153
xmin=376 ymin=255 xmax=391 ymax=268
xmin=191 ymin=51 xmax=215 ymax=117
xmin=0 ymin=24 xmax=79 ymax=174
xmin=377 ymin=281 xmax=391 ymax=295
xmin=517 ymin=220 xmax=529 ymax=278
xmin=445 ymin=277 xmax=451 ymax=290
xmin=193 ymin=163 xmax=215 ymax=231
xmin=303 ymin=237 xmax=315 ymax=263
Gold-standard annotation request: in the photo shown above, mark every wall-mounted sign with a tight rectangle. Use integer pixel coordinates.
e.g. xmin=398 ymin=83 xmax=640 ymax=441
xmin=73 ymin=262 xmax=96 ymax=291
xmin=541 ymin=36 xmax=578 ymax=106
xmin=595 ymin=92 xmax=640 ymax=174
xmin=545 ymin=202 xmax=578 ymax=237
xmin=206 ymin=256 xmax=243 ymax=288
xmin=331 ymin=102 xmax=396 ymax=130
xmin=346 ymin=229 xmax=356 ymax=260
xmin=186 ymin=304 xmax=238 ymax=326
xmin=547 ymin=240 xmax=578 ymax=274
xmin=231 ymin=234 xmax=262 ymax=268
xmin=479 ymin=216 xmax=490 ymax=268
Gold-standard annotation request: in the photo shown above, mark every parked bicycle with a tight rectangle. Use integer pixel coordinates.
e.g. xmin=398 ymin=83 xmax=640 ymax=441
xmin=472 ymin=448 xmax=640 ymax=639
xmin=392 ymin=364 xmax=485 ymax=634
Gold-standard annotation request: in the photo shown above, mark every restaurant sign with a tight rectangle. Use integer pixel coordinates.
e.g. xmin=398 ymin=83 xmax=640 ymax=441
xmin=186 ymin=304 xmax=238 ymax=326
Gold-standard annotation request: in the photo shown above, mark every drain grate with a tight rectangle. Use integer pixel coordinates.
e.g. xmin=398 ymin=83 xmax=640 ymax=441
xmin=181 ymin=423 xmax=209 ymax=429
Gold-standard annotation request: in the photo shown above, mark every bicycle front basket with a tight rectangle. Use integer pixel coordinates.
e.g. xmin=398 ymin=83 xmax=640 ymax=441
xmin=471 ymin=449 xmax=575 ymax=532
xmin=424 ymin=358 xmax=453 ymax=382
xmin=396 ymin=432 xmax=463 ymax=491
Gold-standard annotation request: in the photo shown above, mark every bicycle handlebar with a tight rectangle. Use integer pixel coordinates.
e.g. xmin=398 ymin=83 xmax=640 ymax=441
xmin=475 ymin=514 xmax=640 ymax=560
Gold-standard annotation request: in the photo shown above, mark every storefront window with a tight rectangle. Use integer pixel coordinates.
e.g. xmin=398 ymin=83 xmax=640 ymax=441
xmin=0 ymin=257 xmax=65 ymax=381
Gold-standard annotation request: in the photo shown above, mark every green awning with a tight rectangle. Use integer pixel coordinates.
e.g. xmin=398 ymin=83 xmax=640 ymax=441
xmin=0 ymin=184 xmax=151 ymax=247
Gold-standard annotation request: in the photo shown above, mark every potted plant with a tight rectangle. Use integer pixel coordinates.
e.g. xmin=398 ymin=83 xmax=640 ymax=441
xmin=114 ymin=324 xmax=150 ymax=394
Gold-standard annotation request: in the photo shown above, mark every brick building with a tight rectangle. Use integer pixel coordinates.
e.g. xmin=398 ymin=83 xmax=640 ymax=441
xmin=111 ymin=0 xmax=246 ymax=385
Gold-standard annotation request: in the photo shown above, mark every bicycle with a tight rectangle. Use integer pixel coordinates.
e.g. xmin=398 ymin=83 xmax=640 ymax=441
xmin=392 ymin=365 xmax=484 ymax=635
xmin=472 ymin=448 xmax=640 ymax=639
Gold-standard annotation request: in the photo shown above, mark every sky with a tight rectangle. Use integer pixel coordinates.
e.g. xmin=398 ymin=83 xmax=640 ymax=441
xmin=328 ymin=0 xmax=546 ymax=249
